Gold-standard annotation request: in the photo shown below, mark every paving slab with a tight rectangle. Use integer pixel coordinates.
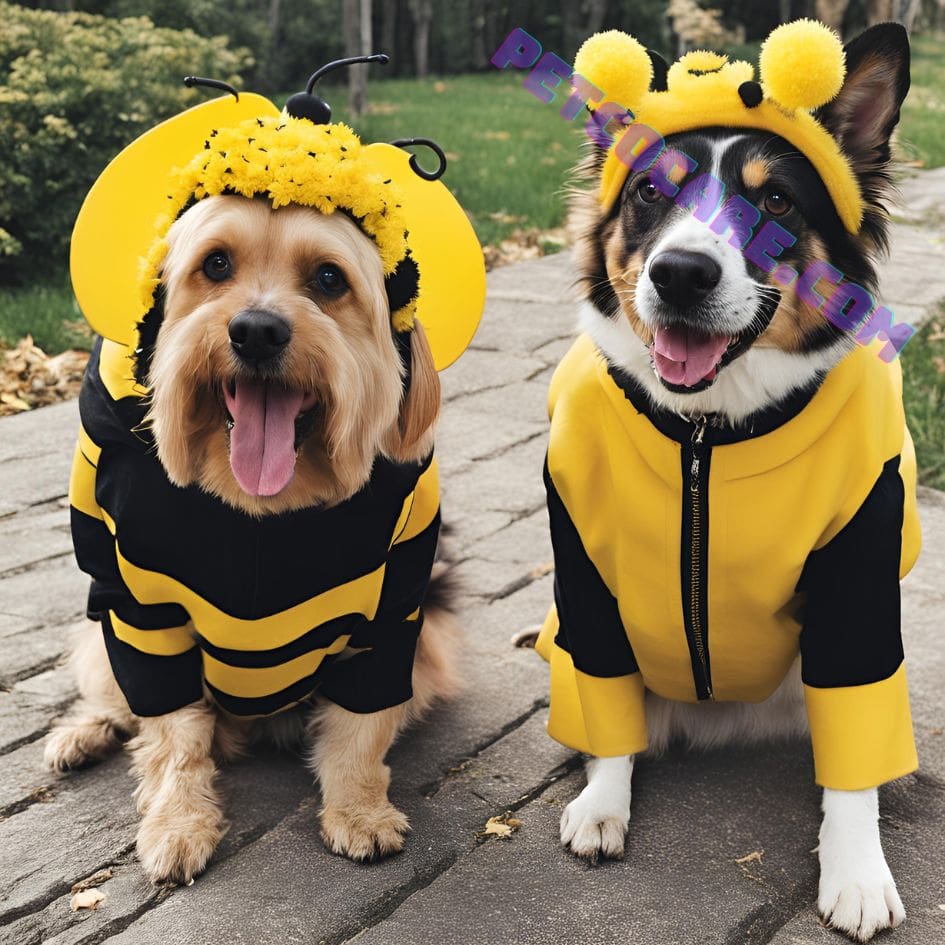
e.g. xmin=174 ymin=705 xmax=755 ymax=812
xmin=0 ymin=170 xmax=943 ymax=945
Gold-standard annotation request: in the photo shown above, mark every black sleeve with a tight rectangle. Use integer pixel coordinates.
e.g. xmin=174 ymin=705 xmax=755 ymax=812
xmin=317 ymin=508 xmax=440 ymax=714
xmin=544 ymin=458 xmax=639 ymax=678
xmin=797 ymin=455 xmax=905 ymax=688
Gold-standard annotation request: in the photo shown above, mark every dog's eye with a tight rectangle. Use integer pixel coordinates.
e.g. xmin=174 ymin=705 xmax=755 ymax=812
xmin=763 ymin=192 xmax=792 ymax=216
xmin=202 ymin=251 xmax=232 ymax=282
xmin=637 ymin=179 xmax=661 ymax=204
xmin=312 ymin=264 xmax=348 ymax=297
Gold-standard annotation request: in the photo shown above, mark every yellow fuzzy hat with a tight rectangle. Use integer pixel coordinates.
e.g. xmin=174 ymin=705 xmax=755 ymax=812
xmin=574 ymin=19 xmax=862 ymax=233
xmin=71 ymin=73 xmax=485 ymax=373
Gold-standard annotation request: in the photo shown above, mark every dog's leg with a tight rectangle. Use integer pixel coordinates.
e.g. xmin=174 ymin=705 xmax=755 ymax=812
xmin=560 ymin=755 xmax=634 ymax=863
xmin=817 ymin=787 xmax=905 ymax=942
xmin=309 ymin=701 xmax=411 ymax=862
xmin=131 ymin=701 xmax=227 ymax=884
xmin=44 ymin=622 xmax=136 ymax=771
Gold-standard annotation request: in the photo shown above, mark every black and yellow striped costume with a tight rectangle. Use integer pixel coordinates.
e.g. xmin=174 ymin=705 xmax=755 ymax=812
xmin=69 ymin=338 xmax=440 ymax=718
xmin=537 ymin=335 xmax=922 ymax=791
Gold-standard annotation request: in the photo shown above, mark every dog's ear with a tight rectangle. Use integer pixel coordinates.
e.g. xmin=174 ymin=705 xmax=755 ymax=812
xmin=388 ymin=320 xmax=440 ymax=463
xmin=816 ymin=23 xmax=910 ymax=172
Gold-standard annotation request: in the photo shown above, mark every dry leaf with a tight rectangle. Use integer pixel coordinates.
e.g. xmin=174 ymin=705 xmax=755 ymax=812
xmin=735 ymin=850 xmax=764 ymax=864
xmin=480 ymin=813 xmax=523 ymax=840
xmin=70 ymin=888 xmax=106 ymax=912
xmin=71 ymin=868 xmax=113 ymax=893
xmin=0 ymin=336 xmax=89 ymax=417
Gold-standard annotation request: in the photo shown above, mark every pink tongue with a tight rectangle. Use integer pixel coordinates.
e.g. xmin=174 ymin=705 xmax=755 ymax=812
xmin=223 ymin=379 xmax=306 ymax=496
xmin=652 ymin=326 xmax=730 ymax=387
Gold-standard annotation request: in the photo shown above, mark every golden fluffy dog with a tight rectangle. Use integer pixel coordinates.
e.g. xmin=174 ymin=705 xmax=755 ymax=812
xmin=45 ymin=195 xmax=460 ymax=882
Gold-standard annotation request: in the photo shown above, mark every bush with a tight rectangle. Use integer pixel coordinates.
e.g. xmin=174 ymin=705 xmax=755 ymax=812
xmin=0 ymin=2 xmax=252 ymax=284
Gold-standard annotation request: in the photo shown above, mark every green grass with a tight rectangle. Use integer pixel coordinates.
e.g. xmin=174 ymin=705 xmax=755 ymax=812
xmin=901 ymin=313 xmax=945 ymax=489
xmin=0 ymin=280 xmax=90 ymax=353
xmin=327 ymin=71 xmax=582 ymax=247
xmin=898 ymin=33 xmax=945 ymax=168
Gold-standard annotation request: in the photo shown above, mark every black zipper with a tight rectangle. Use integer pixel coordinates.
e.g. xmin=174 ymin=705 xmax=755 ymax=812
xmin=681 ymin=415 xmax=714 ymax=700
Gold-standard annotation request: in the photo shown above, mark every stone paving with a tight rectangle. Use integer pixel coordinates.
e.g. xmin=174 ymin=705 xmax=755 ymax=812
xmin=1 ymin=171 xmax=944 ymax=945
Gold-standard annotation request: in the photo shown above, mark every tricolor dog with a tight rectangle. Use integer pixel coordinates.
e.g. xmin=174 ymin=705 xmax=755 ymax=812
xmin=532 ymin=20 xmax=918 ymax=942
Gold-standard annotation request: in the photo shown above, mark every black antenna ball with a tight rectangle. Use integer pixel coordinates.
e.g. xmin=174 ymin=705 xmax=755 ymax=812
xmin=284 ymin=53 xmax=389 ymax=123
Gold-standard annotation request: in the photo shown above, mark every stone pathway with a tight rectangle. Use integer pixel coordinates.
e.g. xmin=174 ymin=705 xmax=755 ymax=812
xmin=1 ymin=170 xmax=944 ymax=945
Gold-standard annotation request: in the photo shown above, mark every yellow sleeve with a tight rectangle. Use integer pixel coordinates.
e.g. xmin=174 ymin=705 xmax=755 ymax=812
xmin=537 ymin=606 xmax=648 ymax=757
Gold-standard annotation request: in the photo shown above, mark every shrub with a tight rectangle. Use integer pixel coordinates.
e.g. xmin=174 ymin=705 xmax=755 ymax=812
xmin=0 ymin=2 xmax=252 ymax=284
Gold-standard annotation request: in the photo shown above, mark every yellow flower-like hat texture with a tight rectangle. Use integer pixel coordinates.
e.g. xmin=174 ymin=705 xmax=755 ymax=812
xmin=71 ymin=77 xmax=485 ymax=374
xmin=573 ymin=19 xmax=860 ymax=232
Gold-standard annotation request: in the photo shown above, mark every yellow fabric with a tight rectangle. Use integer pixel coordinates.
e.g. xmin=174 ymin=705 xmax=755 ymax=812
xmin=202 ymin=634 xmax=351 ymax=699
xmin=538 ymin=335 xmax=920 ymax=785
xmin=575 ymin=20 xmax=863 ymax=233
xmin=110 ymin=612 xmax=195 ymax=657
xmin=69 ymin=443 xmax=102 ymax=521
xmin=393 ymin=458 xmax=440 ymax=545
xmin=805 ymin=665 xmax=917 ymax=790
xmin=538 ymin=607 xmax=649 ymax=757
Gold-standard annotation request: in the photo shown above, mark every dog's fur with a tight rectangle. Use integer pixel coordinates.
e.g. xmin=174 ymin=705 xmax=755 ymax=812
xmin=45 ymin=197 xmax=460 ymax=882
xmin=551 ymin=23 xmax=912 ymax=943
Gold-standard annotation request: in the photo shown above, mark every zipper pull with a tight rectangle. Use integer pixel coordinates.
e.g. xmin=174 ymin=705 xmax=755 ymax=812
xmin=690 ymin=415 xmax=707 ymax=487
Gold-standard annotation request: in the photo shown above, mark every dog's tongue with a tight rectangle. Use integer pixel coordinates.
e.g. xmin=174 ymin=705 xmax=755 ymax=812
xmin=223 ymin=379 xmax=305 ymax=496
xmin=651 ymin=325 xmax=730 ymax=387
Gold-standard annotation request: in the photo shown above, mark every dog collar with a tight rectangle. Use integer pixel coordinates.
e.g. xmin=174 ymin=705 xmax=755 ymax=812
xmin=576 ymin=19 xmax=864 ymax=233
xmin=70 ymin=59 xmax=485 ymax=371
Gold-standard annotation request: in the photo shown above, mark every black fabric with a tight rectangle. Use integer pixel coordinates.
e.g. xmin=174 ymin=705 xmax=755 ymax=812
xmin=544 ymin=458 xmax=638 ymax=678
xmin=798 ymin=455 xmax=906 ymax=688
xmin=101 ymin=612 xmax=202 ymax=716
xmin=607 ymin=360 xmax=823 ymax=446
xmin=318 ymin=616 xmax=423 ymax=713
xmin=71 ymin=507 xmax=191 ymax=629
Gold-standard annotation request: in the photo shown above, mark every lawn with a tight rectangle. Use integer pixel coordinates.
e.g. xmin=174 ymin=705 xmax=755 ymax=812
xmin=901 ymin=313 xmax=945 ymax=490
xmin=1 ymin=41 xmax=944 ymax=490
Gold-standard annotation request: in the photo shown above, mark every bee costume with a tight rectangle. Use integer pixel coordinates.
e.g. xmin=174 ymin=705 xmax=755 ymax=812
xmin=535 ymin=22 xmax=922 ymax=791
xmin=68 ymin=57 xmax=485 ymax=718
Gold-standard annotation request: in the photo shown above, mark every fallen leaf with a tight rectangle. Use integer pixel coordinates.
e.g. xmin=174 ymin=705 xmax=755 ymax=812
xmin=71 ymin=868 xmax=113 ymax=893
xmin=433 ymin=81 xmax=447 ymax=93
xmin=735 ymin=850 xmax=764 ymax=864
xmin=479 ymin=813 xmax=523 ymax=840
xmin=70 ymin=888 xmax=106 ymax=912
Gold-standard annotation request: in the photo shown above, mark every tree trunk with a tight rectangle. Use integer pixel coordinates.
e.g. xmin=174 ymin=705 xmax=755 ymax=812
xmin=410 ymin=0 xmax=434 ymax=78
xmin=867 ymin=0 xmax=895 ymax=24
xmin=584 ymin=0 xmax=607 ymax=36
xmin=897 ymin=0 xmax=924 ymax=32
xmin=343 ymin=0 xmax=372 ymax=119
xmin=381 ymin=0 xmax=397 ymax=63
xmin=815 ymin=0 xmax=850 ymax=30
xmin=471 ymin=0 xmax=488 ymax=70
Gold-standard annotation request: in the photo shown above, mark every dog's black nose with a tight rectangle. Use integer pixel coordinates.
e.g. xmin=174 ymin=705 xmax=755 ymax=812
xmin=649 ymin=251 xmax=722 ymax=308
xmin=228 ymin=310 xmax=291 ymax=364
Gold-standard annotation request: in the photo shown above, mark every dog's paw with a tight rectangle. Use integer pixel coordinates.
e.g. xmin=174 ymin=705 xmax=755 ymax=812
xmin=44 ymin=718 xmax=125 ymax=772
xmin=136 ymin=812 xmax=225 ymax=885
xmin=560 ymin=789 xmax=629 ymax=864
xmin=320 ymin=803 xmax=410 ymax=862
xmin=818 ymin=857 xmax=905 ymax=941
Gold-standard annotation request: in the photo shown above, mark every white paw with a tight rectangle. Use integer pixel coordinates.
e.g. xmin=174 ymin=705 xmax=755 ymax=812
xmin=818 ymin=787 xmax=905 ymax=942
xmin=560 ymin=785 xmax=629 ymax=863
xmin=818 ymin=859 xmax=905 ymax=942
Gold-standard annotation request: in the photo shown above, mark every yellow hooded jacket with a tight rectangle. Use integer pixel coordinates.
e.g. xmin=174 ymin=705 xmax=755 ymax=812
xmin=536 ymin=335 xmax=921 ymax=791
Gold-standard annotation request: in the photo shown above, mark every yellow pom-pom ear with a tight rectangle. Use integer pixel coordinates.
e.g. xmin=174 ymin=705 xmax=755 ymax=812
xmin=760 ymin=19 xmax=845 ymax=112
xmin=574 ymin=30 xmax=652 ymax=112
